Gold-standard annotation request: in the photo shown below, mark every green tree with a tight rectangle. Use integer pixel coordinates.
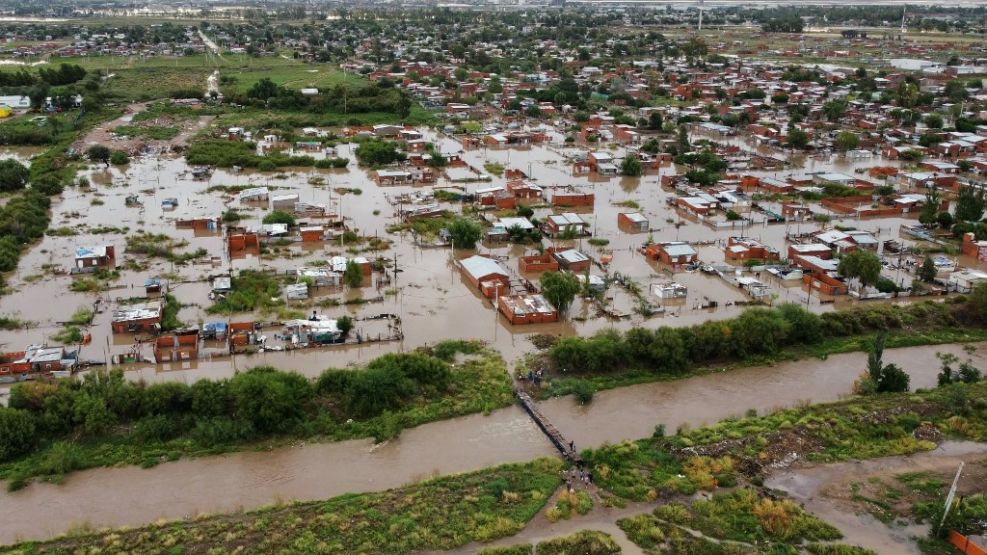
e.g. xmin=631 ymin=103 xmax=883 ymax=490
xmin=354 ymin=139 xmax=405 ymax=166
xmin=247 ymin=77 xmax=281 ymax=100
xmin=86 ymin=144 xmax=111 ymax=166
xmin=0 ymin=159 xmax=29 ymax=192
xmin=877 ymin=363 xmax=910 ymax=393
xmin=621 ymin=156 xmax=642 ymax=177
xmin=835 ymin=131 xmax=859 ymax=152
xmin=229 ymin=367 xmax=313 ymax=433
xmin=337 ymin=315 xmax=354 ymax=338
xmin=837 ymin=249 xmax=881 ymax=288
xmin=858 ymin=334 xmax=910 ymax=394
xmin=447 ymin=217 xmax=482 ymax=249
xmin=344 ymin=260 xmax=363 ymax=288
xmin=955 ymin=185 xmax=985 ymax=222
xmin=0 ymin=407 xmax=36 ymax=462
xmin=943 ymin=80 xmax=969 ymax=103
xmin=262 ymin=210 xmax=296 ymax=226
xmin=647 ymin=111 xmax=663 ymax=130
xmin=110 ymin=151 xmax=130 ymax=165
xmin=540 ymin=271 xmax=582 ymax=314
xmin=787 ymin=128 xmax=809 ymax=149
xmin=924 ymin=113 xmax=944 ymax=129
xmin=918 ymin=255 xmax=937 ymax=283
xmin=967 ymin=282 xmax=987 ymax=323
xmin=677 ymin=124 xmax=690 ymax=153
xmin=822 ymin=100 xmax=847 ymax=122
xmin=919 ymin=188 xmax=942 ymax=227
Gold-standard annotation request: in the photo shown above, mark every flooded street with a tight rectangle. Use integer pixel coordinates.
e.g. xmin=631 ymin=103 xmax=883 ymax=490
xmin=767 ymin=441 xmax=987 ymax=555
xmin=1 ymin=125 xmax=972 ymax=385
xmin=2 ymin=341 xmax=982 ymax=544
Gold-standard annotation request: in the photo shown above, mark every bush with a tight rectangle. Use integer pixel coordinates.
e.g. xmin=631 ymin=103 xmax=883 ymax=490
xmin=133 ymin=414 xmax=179 ymax=443
xmin=354 ymin=139 xmax=406 ymax=166
xmin=0 ymin=407 xmax=36 ymax=462
xmin=876 ymin=277 xmax=898 ymax=294
xmin=0 ymin=159 xmax=29 ymax=192
xmin=551 ymin=302 xmax=955 ymax=374
xmin=262 ymin=210 xmax=296 ymax=227
xmin=109 ymin=151 xmax=129 ymax=165
xmin=229 ymin=367 xmax=313 ymax=433
xmin=572 ymin=380 xmax=595 ymax=404
xmin=447 ymin=217 xmax=482 ymax=249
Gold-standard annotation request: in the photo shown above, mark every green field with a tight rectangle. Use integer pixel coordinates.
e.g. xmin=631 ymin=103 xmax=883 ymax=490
xmin=50 ymin=54 xmax=367 ymax=101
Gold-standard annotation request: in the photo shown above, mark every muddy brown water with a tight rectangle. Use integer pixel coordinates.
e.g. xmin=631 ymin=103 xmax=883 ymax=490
xmin=1 ymin=342 xmax=983 ymax=544
xmin=2 ymin=124 xmax=986 ymax=544
xmin=537 ymin=342 xmax=987 ymax=449
xmin=767 ymin=441 xmax=987 ymax=555
xmin=1 ymin=126 xmax=974 ymax=381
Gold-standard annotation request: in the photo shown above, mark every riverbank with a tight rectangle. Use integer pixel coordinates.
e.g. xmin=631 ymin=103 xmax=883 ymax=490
xmin=0 ymin=341 xmax=516 ymax=489
xmin=0 ymin=340 xmax=981 ymax=545
xmin=4 ymin=379 xmax=984 ymax=553
xmin=531 ymin=301 xmax=987 ymax=400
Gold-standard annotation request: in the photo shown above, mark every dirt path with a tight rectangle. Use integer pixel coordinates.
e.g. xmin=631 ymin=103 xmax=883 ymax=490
xmin=74 ymin=102 xmax=214 ymax=154
xmin=766 ymin=441 xmax=987 ymax=555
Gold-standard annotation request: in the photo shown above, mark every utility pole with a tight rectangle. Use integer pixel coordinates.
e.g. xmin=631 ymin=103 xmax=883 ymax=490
xmin=697 ymin=0 xmax=704 ymax=33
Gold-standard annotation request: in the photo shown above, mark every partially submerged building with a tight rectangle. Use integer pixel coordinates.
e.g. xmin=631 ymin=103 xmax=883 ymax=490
xmin=497 ymin=293 xmax=558 ymax=325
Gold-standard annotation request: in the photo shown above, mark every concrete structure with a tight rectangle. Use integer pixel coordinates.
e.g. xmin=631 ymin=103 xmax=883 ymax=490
xmin=618 ymin=212 xmax=649 ymax=232
xmin=497 ymin=293 xmax=558 ymax=325
xmin=553 ymin=249 xmax=591 ymax=272
xmin=459 ymin=255 xmax=511 ymax=299
xmin=111 ymin=303 xmax=162 ymax=334
xmin=74 ymin=245 xmax=116 ymax=272
xmin=642 ymin=242 xmax=698 ymax=266
xmin=724 ymin=237 xmax=780 ymax=262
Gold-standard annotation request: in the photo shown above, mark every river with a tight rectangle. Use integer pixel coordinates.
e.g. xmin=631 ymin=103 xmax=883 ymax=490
xmin=1 ymin=342 xmax=983 ymax=545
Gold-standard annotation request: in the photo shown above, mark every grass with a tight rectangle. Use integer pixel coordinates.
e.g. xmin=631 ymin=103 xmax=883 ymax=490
xmin=654 ymin=489 xmax=842 ymax=544
xmin=125 ymin=232 xmax=207 ymax=265
xmin=537 ymin=531 xmax=622 ymax=555
xmin=545 ymin=490 xmax=593 ymax=522
xmin=112 ymin=124 xmax=180 ymax=140
xmin=5 ymin=458 xmax=563 ymax=554
xmin=583 ymin=381 xmax=987 ymax=506
xmin=0 ymin=342 xmax=517 ymax=485
xmin=0 ymin=316 xmax=24 ymax=330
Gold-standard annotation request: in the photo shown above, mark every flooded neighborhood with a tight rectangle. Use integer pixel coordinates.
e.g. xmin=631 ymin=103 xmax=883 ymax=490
xmin=0 ymin=2 xmax=985 ymax=555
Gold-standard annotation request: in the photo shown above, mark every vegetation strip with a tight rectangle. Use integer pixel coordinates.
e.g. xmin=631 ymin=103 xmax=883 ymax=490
xmin=0 ymin=341 xmax=513 ymax=487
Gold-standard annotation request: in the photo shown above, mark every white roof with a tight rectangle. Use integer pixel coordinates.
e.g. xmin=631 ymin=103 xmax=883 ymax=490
xmin=460 ymin=255 xmax=509 ymax=280
xmin=549 ymin=213 xmax=586 ymax=226
xmin=662 ymin=243 xmax=697 ymax=257
xmin=816 ymin=230 xmax=850 ymax=244
xmin=621 ymin=212 xmax=648 ymax=223
xmin=497 ymin=217 xmax=534 ymax=230
xmin=556 ymin=249 xmax=589 ymax=264
xmin=378 ymin=170 xmax=410 ymax=178
xmin=238 ymin=187 xmax=269 ymax=201
xmin=271 ymin=193 xmax=299 ymax=202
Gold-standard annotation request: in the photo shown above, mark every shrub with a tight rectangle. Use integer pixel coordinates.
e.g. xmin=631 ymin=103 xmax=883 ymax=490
xmin=262 ymin=210 xmax=296 ymax=226
xmin=0 ymin=407 xmax=36 ymax=462
xmin=109 ymin=151 xmax=129 ymax=165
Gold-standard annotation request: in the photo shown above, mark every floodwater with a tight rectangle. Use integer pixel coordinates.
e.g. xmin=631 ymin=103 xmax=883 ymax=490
xmin=1 ymin=341 xmax=981 ymax=544
xmin=0 ymin=405 xmax=552 ymax=545
xmin=538 ymin=342 xmax=987 ymax=448
xmin=1 ymin=120 xmax=975 ymax=385
xmin=767 ymin=441 xmax=987 ymax=555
